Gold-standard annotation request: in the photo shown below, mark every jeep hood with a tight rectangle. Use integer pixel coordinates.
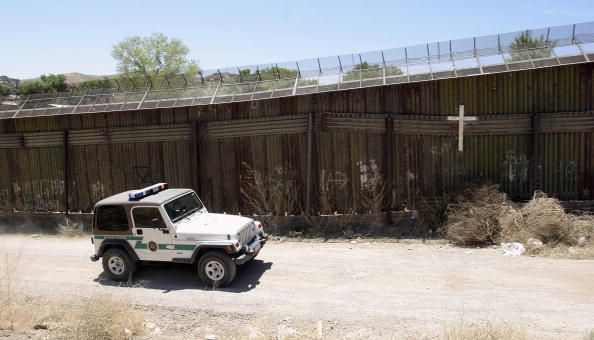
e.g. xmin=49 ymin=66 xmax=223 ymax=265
xmin=174 ymin=212 xmax=253 ymax=237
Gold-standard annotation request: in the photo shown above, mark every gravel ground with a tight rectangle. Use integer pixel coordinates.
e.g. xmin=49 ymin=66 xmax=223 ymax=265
xmin=1 ymin=234 xmax=593 ymax=339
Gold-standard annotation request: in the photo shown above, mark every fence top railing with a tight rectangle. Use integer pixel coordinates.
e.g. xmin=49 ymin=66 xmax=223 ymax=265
xmin=1 ymin=21 xmax=594 ymax=119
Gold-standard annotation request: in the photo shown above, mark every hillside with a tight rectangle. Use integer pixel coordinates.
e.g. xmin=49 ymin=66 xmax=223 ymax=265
xmin=22 ymin=72 xmax=107 ymax=85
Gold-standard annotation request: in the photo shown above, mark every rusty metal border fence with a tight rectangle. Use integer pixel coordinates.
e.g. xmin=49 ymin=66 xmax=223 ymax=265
xmin=2 ymin=21 xmax=594 ymax=119
xmin=1 ymin=60 xmax=594 ymax=214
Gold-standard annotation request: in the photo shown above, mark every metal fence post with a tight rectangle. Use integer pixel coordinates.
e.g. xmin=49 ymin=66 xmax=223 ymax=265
xmin=404 ymin=48 xmax=410 ymax=82
xmin=385 ymin=115 xmax=394 ymax=212
xmin=381 ymin=51 xmax=386 ymax=85
xmin=292 ymin=74 xmax=300 ymax=96
xmin=474 ymin=38 xmax=484 ymax=74
xmin=136 ymin=86 xmax=152 ymax=110
xmin=63 ymin=130 xmax=69 ymax=215
xmin=532 ymin=112 xmax=541 ymax=192
xmin=13 ymin=95 xmax=31 ymax=118
xmin=305 ymin=112 xmax=314 ymax=215
xmin=191 ymin=121 xmax=199 ymax=193
xmin=337 ymin=56 xmax=343 ymax=90
xmin=73 ymin=90 xmax=88 ymax=113
xmin=426 ymin=44 xmax=434 ymax=79
xmin=210 ymin=81 xmax=220 ymax=105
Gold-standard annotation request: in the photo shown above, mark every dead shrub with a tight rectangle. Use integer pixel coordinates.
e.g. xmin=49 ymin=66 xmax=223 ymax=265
xmin=57 ymin=217 xmax=85 ymax=237
xmin=1 ymin=293 xmax=144 ymax=339
xmin=499 ymin=191 xmax=594 ymax=247
xmin=417 ymin=194 xmax=451 ymax=239
xmin=1 ymin=250 xmax=143 ymax=338
xmin=76 ymin=293 xmax=144 ymax=340
xmin=0 ymin=250 xmax=23 ymax=330
xmin=360 ymin=168 xmax=386 ymax=227
xmin=444 ymin=185 xmax=513 ymax=246
xmin=241 ymin=163 xmax=301 ymax=234
xmin=443 ymin=320 xmax=527 ymax=340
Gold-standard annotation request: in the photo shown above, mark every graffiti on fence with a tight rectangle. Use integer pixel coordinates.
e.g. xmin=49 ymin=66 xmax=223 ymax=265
xmin=503 ymin=151 xmax=529 ymax=182
xmin=132 ymin=166 xmax=154 ymax=186
xmin=357 ymin=159 xmax=382 ymax=191
xmin=320 ymin=169 xmax=348 ymax=193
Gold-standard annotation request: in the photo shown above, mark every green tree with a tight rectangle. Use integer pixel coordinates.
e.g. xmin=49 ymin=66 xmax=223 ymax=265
xmin=342 ymin=62 xmax=403 ymax=81
xmin=39 ymin=74 xmax=68 ymax=92
xmin=112 ymin=33 xmax=200 ymax=81
xmin=509 ymin=30 xmax=555 ymax=62
xmin=16 ymin=74 xmax=68 ymax=95
xmin=0 ymin=83 xmax=11 ymax=96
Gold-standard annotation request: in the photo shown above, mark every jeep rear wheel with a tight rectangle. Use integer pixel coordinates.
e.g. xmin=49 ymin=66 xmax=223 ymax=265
xmin=197 ymin=251 xmax=236 ymax=287
xmin=102 ymin=248 xmax=136 ymax=281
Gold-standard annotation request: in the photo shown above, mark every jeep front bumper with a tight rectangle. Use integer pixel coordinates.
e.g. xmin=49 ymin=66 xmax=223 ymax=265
xmin=235 ymin=233 xmax=267 ymax=265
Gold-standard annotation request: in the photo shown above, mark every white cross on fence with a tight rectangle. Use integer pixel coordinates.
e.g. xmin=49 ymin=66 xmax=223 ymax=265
xmin=447 ymin=104 xmax=477 ymax=152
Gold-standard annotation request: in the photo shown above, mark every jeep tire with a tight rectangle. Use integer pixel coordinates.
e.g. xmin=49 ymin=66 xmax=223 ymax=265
xmin=197 ymin=250 xmax=236 ymax=287
xmin=102 ymin=248 xmax=137 ymax=281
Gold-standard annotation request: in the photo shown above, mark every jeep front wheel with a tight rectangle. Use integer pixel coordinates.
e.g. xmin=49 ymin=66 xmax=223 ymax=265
xmin=197 ymin=251 xmax=236 ymax=287
xmin=102 ymin=248 xmax=136 ymax=281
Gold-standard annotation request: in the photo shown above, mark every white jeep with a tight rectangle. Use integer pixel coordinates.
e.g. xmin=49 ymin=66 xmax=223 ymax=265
xmin=89 ymin=183 xmax=267 ymax=287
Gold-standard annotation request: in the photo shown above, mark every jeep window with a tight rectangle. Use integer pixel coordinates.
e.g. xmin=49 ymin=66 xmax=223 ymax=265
xmin=96 ymin=205 xmax=129 ymax=232
xmin=132 ymin=207 xmax=166 ymax=228
xmin=164 ymin=192 xmax=204 ymax=222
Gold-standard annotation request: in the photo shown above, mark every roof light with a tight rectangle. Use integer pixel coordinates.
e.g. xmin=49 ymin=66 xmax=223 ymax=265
xmin=128 ymin=183 xmax=169 ymax=200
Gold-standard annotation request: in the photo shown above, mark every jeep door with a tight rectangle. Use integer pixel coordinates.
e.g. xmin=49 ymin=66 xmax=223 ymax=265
xmin=131 ymin=206 xmax=173 ymax=261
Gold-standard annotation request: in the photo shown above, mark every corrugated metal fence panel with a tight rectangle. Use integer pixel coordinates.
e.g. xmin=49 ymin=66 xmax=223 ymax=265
xmin=465 ymin=134 xmax=533 ymax=199
xmin=0 ymin=147 xmax=64 ymax=211
xmin=581 ymin=132 xmax=594 ymax=199
xmin=541 ymin=112 xmax=594 ymax=133
xmin=315 ymin=129 xmax=386 ymax=213
xmin=205 ymin=115 xmax=308 ymax=139
xmin=540 ymin=133 xmax=582 ymax=200
xmin=67 ymin=140 xmax=193 ymax=212
xmin=68 ymin=124 xmax=191 ymax=145
xmin=392 ymin=133 xmax=534 ymax=207
xmin=24 ymin=132 xmax=63 ymax=148
xmin=0 ymin=134 xmax=22 ymax=148
xmin=321 ymin=113 xmax=387 ymax=133
xmin=199 ymin=128 xmax=308 ymax=213
xmin=1 ymin=63 xmax=593 ymax=213
xmin=0 ymin=149 xmax=12 ymax=209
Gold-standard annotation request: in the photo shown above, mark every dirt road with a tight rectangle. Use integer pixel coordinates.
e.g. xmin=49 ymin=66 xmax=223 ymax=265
xmin=1 ymin=235 xmax=593 ymax=339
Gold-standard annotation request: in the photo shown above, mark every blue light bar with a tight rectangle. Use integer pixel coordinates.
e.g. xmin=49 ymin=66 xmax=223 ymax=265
xmin=128 ymin=183 xmax=169 ymax=200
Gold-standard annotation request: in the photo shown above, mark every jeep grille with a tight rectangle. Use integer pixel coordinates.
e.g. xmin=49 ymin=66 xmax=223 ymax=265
xmin=239 ymin=222 xmax=256 ymax=245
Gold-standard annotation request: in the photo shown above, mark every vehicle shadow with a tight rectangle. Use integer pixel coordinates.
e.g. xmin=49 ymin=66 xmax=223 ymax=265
xmin=94 ymin=259 xmax=272 ymax=293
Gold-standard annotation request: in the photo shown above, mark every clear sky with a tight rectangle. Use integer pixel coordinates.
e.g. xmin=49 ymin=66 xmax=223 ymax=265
xmin=2 ymin=0 xmax=594 ymax=79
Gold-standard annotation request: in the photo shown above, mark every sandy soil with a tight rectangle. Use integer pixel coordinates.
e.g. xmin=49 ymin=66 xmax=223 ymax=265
xmin=1 ymin=235 xmax=593 ymax=339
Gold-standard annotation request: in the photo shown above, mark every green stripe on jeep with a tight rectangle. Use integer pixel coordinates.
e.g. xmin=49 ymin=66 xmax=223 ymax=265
xmin=93 ymin=235 xmax=143 ymax=241
xmin=134 ymin=242 xmax=194 ymax=251
xmin=174 ymin=244 xmax=196 ymax=251
xmin=157 ymin=244 xmax=196 ymax=251
xmin=134 ymin=241 xmax=148 ymax=249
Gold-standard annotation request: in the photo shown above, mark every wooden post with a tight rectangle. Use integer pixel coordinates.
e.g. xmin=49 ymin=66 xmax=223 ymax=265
xmin=63 ymin=130 xmax=69 ymax=215
xmin=305 ymin=112 xmax=314 ymax=215
xmin=447 ymin=104 xmax=477 ymax=152
xmin=532 ymin=112 xmax=541 ymax=192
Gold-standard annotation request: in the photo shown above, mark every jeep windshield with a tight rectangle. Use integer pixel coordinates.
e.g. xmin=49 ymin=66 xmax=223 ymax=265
xmin=164 ymin=192 xmax=204 ymax=222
